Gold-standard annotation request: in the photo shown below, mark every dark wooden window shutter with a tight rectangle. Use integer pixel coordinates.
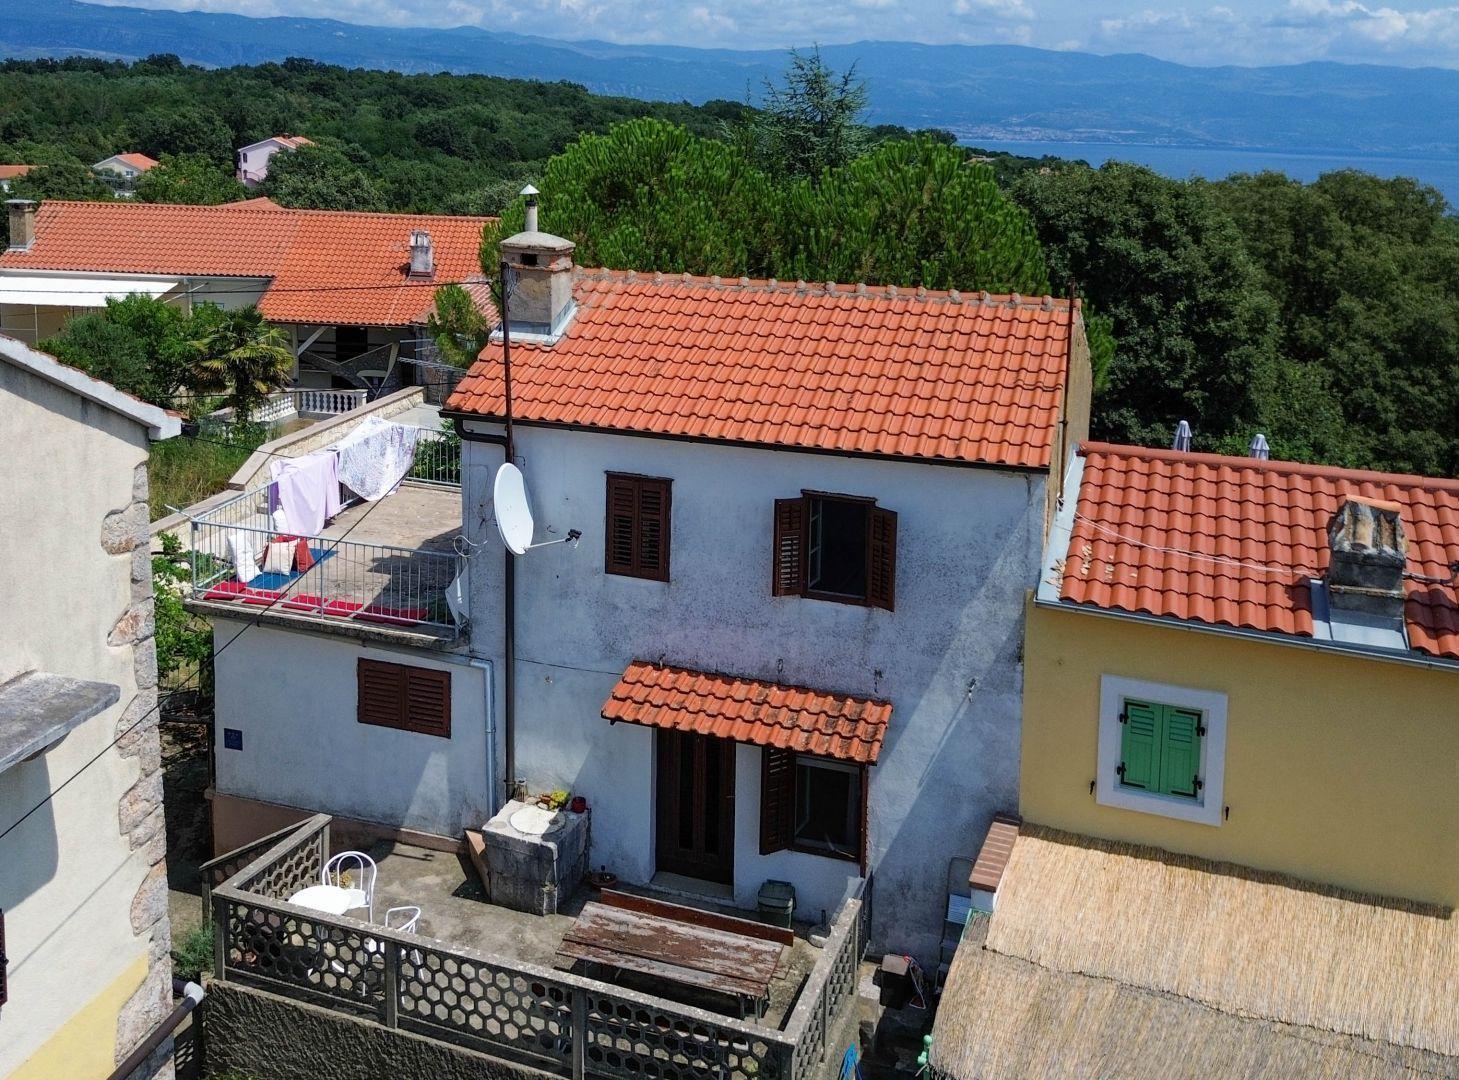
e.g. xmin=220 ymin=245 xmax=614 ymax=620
xmin=605 ymin=475 xmax=637 ymax=576
xmin=605 ymin=474 xmax=671 ymax=581
xmin=760 ymin=747 xmax=796 ymax=854
xmin=403 ymin=667 xmax=452 ymax=737
xmin=772 ymin=497 xmax=807 ymax=596
xmin=0 ymin=908 xmax=8 ymax=1007
xmin=867 ymin=506 xmax=897 ymax=611
xmin=635 ymin=478 xmax=670 ymax=580
xmin=358 ymin=659 xmax=451 ymax=738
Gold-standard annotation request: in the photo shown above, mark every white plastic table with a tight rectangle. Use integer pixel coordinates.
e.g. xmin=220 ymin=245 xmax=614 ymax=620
xmin=288 ymin=884 xmax=354 ymax=915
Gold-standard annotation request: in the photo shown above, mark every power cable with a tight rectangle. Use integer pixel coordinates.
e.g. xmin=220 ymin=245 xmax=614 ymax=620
xmin=0 ymin=477 xmax=401 ymax=847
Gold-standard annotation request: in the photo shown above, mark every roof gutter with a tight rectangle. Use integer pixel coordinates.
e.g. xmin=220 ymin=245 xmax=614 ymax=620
xmin=438 ymin=410 xmax=1052 ymax=476
xmin=1034 ymin=596 xmax=1459 ymax=675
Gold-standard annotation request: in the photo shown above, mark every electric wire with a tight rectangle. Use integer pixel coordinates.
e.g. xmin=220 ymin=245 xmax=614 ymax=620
xmin=0 ymin=479 xmax=400 ymax=847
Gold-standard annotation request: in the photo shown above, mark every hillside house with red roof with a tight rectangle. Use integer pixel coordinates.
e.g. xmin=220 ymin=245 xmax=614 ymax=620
xmin=91 ymin=152 xmax=159 ymax=196
xmin=0 ymin=198 xmax=492 ymax=397
xmin=190 ymin=207 xmax=1091 ymax=971
xmin=236 ymin=134 xmax=313 ymax=188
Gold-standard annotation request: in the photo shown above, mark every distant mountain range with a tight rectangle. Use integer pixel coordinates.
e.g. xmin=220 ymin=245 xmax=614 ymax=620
xmin=5 ymin=0 xmax=1459 ymax=155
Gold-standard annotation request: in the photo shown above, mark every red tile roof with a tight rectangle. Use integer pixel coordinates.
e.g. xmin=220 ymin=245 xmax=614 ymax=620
xmin=601 ymin=660 xmax=891 ymax=764
xmin=104 ymin=153 xmax=160 ymax=171
xmin=0 ymin=200 xmax=494 ymax=328
xmin=1055 ymin=443 xmax=1459 ymax=661
xmin=260 ymin=210 xmax=492 ymax=326
xmin=0 ymin=165 xmax=36 ymax=180
xmin=446 ymin=270 xmax=1078 ymax=469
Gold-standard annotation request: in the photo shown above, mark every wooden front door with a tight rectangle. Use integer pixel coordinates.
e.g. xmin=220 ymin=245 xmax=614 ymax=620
xmin=655 ymin=731 xmax=735 ymax=885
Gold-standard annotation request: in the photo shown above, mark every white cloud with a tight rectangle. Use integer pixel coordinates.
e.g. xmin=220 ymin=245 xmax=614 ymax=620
xmin=83 ymin=0 xmax=1459 ymax=65
xmin=952 ymin=0 xmax=1035 ymax=20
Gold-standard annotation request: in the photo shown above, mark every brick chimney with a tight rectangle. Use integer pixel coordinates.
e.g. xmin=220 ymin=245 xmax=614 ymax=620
xmin=7 ymin=199 xmax=37 ymax=253
xmin=408 ymin=229 xmax=434 ymax=277
xmin=498 ymin=185 xmax=575 ymax=337
xmin=1326 ymin=496 xmax=1407 ymax=622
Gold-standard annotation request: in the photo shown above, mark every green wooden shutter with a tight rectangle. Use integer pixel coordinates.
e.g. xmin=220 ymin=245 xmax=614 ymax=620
xmin=1159 ymin=707 xmax=1203 ymax=798
xmin=1118 ymin=699 xmax=1159 ymax=790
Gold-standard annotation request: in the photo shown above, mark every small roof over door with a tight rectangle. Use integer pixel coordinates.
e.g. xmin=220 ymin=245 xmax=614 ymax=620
xmin=601 ymin=660 xmax=890 ymax=764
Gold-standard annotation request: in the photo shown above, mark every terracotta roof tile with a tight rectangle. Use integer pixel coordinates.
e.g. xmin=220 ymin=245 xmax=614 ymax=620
xmin=0 ymin=165 xmax=36 ymax=180
xmin=107 ymin=153 xmax=160 ymax=171
xmin=446 ymin=271 xmax=1077 ymax=469
xmin=1058 ymin=443 xmax=1459 ymax=661
xmin=0 ymin=200 xmax=494 ymax=328
xmin=601 ymin=660 xmax=891 ymax=764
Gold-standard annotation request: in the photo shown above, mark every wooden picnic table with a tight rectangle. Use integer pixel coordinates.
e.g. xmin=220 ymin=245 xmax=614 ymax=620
xmin=555 ymin=890 xmax=791 ymax=1017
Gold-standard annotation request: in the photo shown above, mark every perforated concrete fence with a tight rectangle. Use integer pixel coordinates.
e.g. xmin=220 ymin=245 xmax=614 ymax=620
xmin=210 ymin=816 xmax=869 ymax=1080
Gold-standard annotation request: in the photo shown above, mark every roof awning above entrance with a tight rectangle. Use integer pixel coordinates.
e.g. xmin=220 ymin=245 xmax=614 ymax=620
xmin=601 ymin=660 xmax=890 ymax=764
xmin=0 ymin=274 xmax=180 ymax=307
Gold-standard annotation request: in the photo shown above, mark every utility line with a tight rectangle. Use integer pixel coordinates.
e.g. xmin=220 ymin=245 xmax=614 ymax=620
xmin=0 ymin=481 xmax=400 ymax=848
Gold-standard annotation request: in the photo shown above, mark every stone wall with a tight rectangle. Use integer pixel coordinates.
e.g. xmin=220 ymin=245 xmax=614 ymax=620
xmin=110 ymin=461 xmax=175 ymax=1079
xmin=203 ymin=980 xmax=554 ymax=1080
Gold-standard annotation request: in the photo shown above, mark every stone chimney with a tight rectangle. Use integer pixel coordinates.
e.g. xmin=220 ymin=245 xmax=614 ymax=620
xmin=408 ymin=229 xmax=434 ymax=277
xmin=7 ymin=199 xmax=37 ymax=253
xmin=1326 ymin=496 xmax=1407 ymax=621
xmin=498 ymin=185 xmax=575 ymax=337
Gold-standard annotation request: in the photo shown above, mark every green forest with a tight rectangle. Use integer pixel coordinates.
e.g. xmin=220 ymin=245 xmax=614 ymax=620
xmin=3 ymin=54 xmax=1457 ymax=477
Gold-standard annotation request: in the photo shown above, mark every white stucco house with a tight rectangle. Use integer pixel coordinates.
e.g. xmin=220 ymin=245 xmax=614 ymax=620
xmin=92 ymin=153 xmax=159 ymax=196
xmin=235 ymin=135 xmax=312 ymax=188
xmin=0 ymin=334 xmax=180 ymax=1078
xmin=192 ymin=212 xmax=1091 ymax=965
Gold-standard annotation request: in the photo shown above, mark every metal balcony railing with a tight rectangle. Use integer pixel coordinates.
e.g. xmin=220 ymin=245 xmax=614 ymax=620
xmin=188 ymin=483 xmax=462 ymax=634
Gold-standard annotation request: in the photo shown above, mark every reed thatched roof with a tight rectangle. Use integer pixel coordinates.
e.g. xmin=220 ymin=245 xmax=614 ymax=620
xmin=930 ymin=826 xmax=1459 ymax=1080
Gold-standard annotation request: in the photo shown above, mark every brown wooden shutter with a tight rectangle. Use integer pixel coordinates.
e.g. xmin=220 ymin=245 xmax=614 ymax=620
xmin=358 ymin=659 xmax=406 ymax=728
xmin=358 ymin=659 xmax=451 ymax=738
xmin=772 ymin=498 xmax=806 ymax=597
xmin=605 ymin=474 xmax=637 ymax=576
xmin=635 ymin=478 xmax=670 ymax=581
xmin=404 ymin=667 xmax=452 ymax=737
xmin=867 ymin=506 xmax=897 ymax=611
xmin=0 ymin=908 xmax=8 ymax=1008
xmin=760 ymin=747 xmax=796 ymax=854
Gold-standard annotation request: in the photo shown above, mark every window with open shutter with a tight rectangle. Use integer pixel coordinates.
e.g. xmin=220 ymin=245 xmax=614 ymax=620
xmin=772 ymin=499 xmax=806 ymax=596
xmin=760 ymin=747 xmax=796 ymax=853
xmin=358 ymin=659 xmax=451 ymax=738
xmin=1160 ymin=707 xmax=1203 ymax=798
xmin=605 ymin=474 xmax=671 ymax=581
xmin=773 ymin=493 xmax=895 ymax=609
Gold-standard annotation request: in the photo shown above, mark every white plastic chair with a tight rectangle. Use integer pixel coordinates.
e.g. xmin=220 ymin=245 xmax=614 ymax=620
xmin=321 ymin=850 xmax=377 ymax=923
xmin=384 ymin=906 xmax=421 ymax=934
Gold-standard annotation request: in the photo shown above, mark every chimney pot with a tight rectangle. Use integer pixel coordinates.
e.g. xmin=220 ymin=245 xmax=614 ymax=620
xmin=498 ymin=191 xmax=576 ymax=337
xmin=1326 ymin=497 xmax=1407 ymax=622
xmin=408 ymin=229 xmax=434 ymax=277
xmin=7 ymin=199 xmax=38 ymax=253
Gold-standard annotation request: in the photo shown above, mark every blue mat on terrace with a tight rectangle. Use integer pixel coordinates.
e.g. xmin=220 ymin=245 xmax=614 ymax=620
xmin=249 ymin=546 xmax=336 ymax=591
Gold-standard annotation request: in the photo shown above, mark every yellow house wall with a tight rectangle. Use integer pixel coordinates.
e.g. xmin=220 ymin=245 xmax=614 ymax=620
xmin=7 ymin=955 xmax=149 ymax=1080
xmin=1020 ymin=598 xmax=1459 ymax=907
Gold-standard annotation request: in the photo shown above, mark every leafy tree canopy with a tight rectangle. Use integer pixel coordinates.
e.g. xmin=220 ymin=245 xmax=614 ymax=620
xmin=739 ymin=48 xmax=869 ymax=180
xmin=261 ymin=139 xmax=388 ymax=212
xmin=135 ymin=152 xmax=249 ymax=206
xmin=426 ymin=284 xmax=492 ymax=369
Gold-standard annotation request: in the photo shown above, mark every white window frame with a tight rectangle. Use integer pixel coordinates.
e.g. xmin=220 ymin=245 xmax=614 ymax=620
xmin=1096 ymin=675 xmax=1227 ymax=826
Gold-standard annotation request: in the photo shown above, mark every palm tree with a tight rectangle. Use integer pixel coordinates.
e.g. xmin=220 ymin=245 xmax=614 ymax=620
xmin=190 ymin=306 xmax=294 ymax=423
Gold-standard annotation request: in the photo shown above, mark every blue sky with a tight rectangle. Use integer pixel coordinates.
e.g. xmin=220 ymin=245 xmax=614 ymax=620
xmin=96 ymin=0 xmax=1459 ymax=67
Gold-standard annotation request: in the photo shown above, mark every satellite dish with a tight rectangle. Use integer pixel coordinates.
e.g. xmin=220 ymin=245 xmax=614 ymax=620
xmin=493 ymin=463 xmax=534 ymax=555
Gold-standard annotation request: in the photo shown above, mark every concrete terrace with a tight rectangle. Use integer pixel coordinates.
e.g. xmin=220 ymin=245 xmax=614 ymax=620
xmin=362 ymin=840 xmax=822 ymax=1028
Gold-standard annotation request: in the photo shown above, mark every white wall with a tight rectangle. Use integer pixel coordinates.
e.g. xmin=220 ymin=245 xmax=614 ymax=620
xmin=212 ymin=626 xmax=494 ymax=838
xmin=0 ymin=363 xmax=155 ymax=1071
xmin=463 ymin=424 xmax=1045 ymax=960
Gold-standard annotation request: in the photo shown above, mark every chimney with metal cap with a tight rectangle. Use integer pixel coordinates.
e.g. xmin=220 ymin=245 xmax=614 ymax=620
xmin=1326 ymin=496 xmax=1407 ymax=622
xmin=7 ymin=199 xmax=37 ymax=253
xmin=408 ymin=229 xmax=434 ymax=277
xmin=499 ymin=184 xmax=575 ymax=337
